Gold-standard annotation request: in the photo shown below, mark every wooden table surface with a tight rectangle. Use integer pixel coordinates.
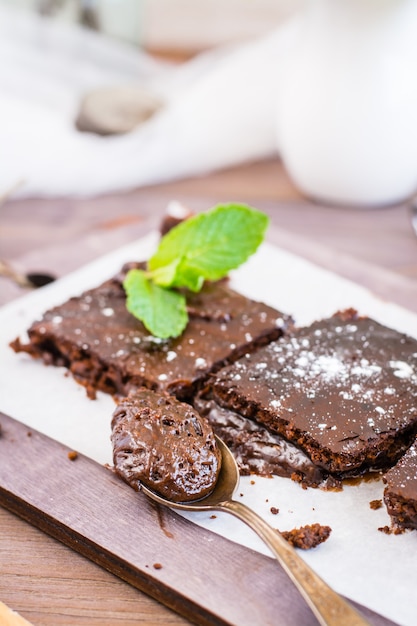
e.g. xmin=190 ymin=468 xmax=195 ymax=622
xmin=1 ymin=156 xmax=416 ymax=626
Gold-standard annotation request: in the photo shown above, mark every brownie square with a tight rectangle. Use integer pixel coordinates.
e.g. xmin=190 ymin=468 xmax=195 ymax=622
xmin=201 ymin=309 xmax=417 ymax=478
xmin=383 ymin=442 xmax=417 ymax=530
xmin=10 ymin=266 xmax=288 ymax=401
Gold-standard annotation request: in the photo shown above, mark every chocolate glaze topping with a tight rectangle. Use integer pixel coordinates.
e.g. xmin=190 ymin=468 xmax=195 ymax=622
xmin=111 ymin=388 xmax=221 ymax=502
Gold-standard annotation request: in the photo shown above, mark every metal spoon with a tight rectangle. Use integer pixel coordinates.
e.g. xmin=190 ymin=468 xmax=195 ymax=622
xmin=142 ymin=437 xmax=370 ymax=626
xmin=0 ymin=260 xmax=55 ymax=289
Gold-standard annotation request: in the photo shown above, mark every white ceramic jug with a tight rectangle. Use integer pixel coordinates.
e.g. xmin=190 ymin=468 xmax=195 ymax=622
xmin=276 ymin=0 xmax=417 ymax=207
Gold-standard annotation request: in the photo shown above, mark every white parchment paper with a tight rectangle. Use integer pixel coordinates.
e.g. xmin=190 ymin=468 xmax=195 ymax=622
xmin=1 ymin=234 xmax=416 ymax=626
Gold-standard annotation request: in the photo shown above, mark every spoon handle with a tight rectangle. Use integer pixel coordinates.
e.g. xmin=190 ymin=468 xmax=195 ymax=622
xmin=220 ymin=499 xmax=370 ymax=626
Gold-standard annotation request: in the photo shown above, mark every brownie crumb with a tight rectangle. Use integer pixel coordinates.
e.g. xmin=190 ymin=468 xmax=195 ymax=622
xmin=68 ymin=450 xmax=78 ymax=461
xmin=369 ymin=499 xmax=383 ymax=510
xmin=26 ymin=431 xmax=32 ymax=437
xmin=280 ymin=523 xmax=332 ymax=549
xmin=270 ymin=506 xmax=279 ymax=515
xmin=153 ymin=563 xmax=163 ymax=570
xmin=378 ymin=524 xmax=405 ymax=535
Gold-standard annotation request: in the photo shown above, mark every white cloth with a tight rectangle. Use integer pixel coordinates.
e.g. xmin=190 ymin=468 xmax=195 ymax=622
xmin=0 ymin=5 xmax=297 ymax=198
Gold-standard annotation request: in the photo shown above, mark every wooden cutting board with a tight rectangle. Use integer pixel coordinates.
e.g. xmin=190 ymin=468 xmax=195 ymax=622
xmin=0 ymin=411 xmax=397 ymax=626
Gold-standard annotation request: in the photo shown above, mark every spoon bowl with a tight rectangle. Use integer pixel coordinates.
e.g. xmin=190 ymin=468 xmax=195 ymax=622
xmin=142 ymin=436 xmax=370 ymax=626
xmin=142 ymin=436 xmax=239 ymax=510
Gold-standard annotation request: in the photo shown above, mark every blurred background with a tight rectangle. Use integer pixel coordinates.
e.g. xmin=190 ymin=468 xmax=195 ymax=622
xmin=1 ymin=0 xmax=305 ymax=57
xmin=0 ymin=0 xmax=311 ymax=200
xmin=4 ymin=0 xmax=417 ymax=207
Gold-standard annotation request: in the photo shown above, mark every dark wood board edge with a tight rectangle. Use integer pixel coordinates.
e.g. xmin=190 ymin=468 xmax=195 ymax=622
xmin=0 ymin=412 xmax=397 ymax=626
xmin=0 ymin=490 xmax=217 ymax=626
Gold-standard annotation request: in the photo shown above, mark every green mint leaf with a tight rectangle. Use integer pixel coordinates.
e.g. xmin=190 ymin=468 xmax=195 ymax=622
xmin=149 ymin=259 xmax=180 ymax=287
xmin=155 ymin=264 xmax=204 ymax=293
xmin=148 ymin=203 xmax=269 ymax=291
xmin=123 ymin=203 xmax=269 ymax=338
xmin=123 ymin=269 xmax=188 ymax=339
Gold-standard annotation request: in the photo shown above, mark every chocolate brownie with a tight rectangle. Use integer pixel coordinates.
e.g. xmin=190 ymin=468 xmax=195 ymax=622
xmin=111 ymin=388 xmax=221 ymax=502
xmin=383 ymin=442 xmax=417 ymax=531
xmin=10 ymin=264 xmax=288 ymax=400
xmin=199 ymin=309 xmax=417 ymax=479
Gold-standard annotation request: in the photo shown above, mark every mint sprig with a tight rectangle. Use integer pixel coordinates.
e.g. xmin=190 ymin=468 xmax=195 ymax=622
xmin=124 ymin=269 xmax=188 ymax=340
xmin=123 ymin=203 xmax=269 ymax=338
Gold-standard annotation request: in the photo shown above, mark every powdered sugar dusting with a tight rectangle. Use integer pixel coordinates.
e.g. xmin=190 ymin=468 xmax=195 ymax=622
xmin=390 ymin=360 xmax=414 ymax=379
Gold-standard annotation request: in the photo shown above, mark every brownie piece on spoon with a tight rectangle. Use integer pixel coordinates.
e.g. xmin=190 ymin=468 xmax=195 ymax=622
xmin=111 ymin=387 xmax=221 ymax=502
